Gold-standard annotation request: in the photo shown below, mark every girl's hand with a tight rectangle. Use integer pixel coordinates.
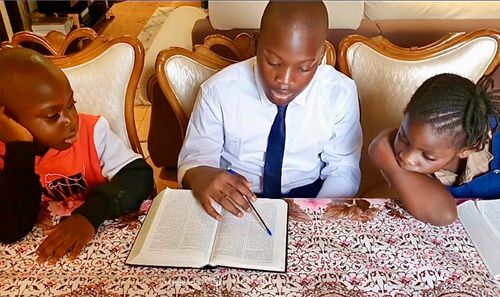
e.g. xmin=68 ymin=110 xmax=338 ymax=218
xmin=379 ymin=170 xmax=392 ymax=188
xmin=369 ymin=128 xmax=402 ymax=189
xmin=0 ymin=105 xmax=33 ymax=142
xmin=36 ymin=213 xmax=95 ymax=264
xmin=368 ymin=128 xmax=399 ymax=170
xmin=183 ymin=166 xmax=256 ymax=221
xmin=370 ymin=128 xmax=457 ymax=225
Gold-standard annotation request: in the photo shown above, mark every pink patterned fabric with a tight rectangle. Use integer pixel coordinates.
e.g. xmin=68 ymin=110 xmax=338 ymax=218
xmin=1 ymin=198 xmax=499 ymax=296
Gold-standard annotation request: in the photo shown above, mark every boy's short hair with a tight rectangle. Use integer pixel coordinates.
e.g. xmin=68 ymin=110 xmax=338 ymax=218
xmin=0 ymin=48 xmax=63 ymax=106
xmin=260 ymin=1 xmax=328 ymax=41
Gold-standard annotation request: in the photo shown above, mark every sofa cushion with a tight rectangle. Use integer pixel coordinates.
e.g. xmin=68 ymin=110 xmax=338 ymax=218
xmin=208 ymin=1 xmax=364 ymax=30
xmin=192 ymin=17 xmax=259 ymax=49
xmin=377 ymin=19 xmax=500 ymax=47
xmin=140 ymin=6 xmax=207 ymax=104
xmin=364 ymin=1 xmax=500 ymax=20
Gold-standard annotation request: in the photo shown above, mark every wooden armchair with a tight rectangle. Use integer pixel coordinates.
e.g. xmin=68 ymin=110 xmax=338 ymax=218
xmin=338 ymin=29 xmax=500 ymax=197
xmin=148 ymin=33 xmax=336 ymax=181
xmin=1 ymin=28 xmax=145 ymax=156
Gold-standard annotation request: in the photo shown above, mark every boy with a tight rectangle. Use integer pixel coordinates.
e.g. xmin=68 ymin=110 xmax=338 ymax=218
xmin=0 ymin=48 xmax=154 ymax=263
xmin=178 ymin=1 xmax=362 ymax=220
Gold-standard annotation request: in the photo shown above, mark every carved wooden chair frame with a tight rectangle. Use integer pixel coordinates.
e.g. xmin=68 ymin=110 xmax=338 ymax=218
xmin=194 ymin=33 xmax=336 ymax=67
xmin=338 ymin=29 xmax=500 ymax=78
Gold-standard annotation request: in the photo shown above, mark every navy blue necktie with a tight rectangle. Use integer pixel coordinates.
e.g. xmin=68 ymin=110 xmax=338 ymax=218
xmin=263 ymin=105 xmax=288 ymax=198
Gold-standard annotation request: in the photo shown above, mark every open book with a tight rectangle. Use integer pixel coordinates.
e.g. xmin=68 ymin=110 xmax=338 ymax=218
xmin=458 ymin=199 xmax=500 ymax=280
xmin=126 ymin=188 xmax=288 ymax=272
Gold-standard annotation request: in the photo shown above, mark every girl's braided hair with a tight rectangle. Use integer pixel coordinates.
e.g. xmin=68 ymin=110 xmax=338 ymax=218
xmin=405 ymin=73 xmax=500 ymax=151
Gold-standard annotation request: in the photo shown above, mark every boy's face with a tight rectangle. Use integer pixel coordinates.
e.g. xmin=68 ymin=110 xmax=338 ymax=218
xmin=10 ymin=72 xmax=79 ymax=151
xmin=393 ymin=114 xmax=464 ymax=174
xmin=256 ymin=24 xmax=324 ymax=106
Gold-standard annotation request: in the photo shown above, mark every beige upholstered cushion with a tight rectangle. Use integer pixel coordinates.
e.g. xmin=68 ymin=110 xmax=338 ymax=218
xmin=364 ymin=1 xmax=500 ymax=20
xmin=208 ymin=1 xmax=364 ymax=30
xmin=164 ymin=55 xmax=218 ymax=116
xmin=347 ymin=36 xmax=498 ymax=196
xmin=62 ymin=43 xmax=134 ymax=149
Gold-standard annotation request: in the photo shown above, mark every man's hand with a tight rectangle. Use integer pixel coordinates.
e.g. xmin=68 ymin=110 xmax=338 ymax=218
xmin=36 ymin=213 xmax=95 ymax=264
xmin=183 ymin=166 xmax=256 ymax=221
xmin=0 ymin=105 xmax=33 ymax=143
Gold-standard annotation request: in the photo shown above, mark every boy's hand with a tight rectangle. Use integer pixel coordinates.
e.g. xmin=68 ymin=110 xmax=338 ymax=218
xmin=36 ymin=213 xmax=95 ymax=264
xmin=183 ymin=166 xmax=256 ymax=221
xmin=0 ymin=105 xmax=33 ymax=142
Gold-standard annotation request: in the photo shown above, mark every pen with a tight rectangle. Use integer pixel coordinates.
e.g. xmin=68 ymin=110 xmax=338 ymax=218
xmin=226 ymin=168 xmax=273 ymax=236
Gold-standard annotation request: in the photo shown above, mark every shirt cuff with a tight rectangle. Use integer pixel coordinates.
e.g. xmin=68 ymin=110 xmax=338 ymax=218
xmin=75 ymin=202 xmax=106 ymax=230
xmin=317 ymin=174 xmax=359 ymax=198
xmin=177 ymin=163 xmax=202 ymax=189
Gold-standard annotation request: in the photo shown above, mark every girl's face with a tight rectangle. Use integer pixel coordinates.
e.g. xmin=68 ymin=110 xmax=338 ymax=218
xmin=393 ymin=114 xmax=466 ymax=174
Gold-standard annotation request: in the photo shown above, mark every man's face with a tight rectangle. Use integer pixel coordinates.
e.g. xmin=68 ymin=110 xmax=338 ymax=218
xmin=256 ymin=24 xmax=325 ymax=106
xmin=10 ymin=72 xmax=79 ymax=151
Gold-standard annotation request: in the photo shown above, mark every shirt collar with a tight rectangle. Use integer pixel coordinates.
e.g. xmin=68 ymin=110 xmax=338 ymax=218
xmin=434 ymin=142 xmax=494 ymax=186
xmin=253 ymin=59 xmax=314 ymax=108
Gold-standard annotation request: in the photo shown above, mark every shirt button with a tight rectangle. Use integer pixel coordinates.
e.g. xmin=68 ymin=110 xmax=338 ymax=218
xmin=494 ymin=169 xmax=500 ymax=174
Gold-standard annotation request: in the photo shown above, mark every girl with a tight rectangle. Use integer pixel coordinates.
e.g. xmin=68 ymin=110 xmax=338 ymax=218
xmin=369 ymin=73 xmax=500 ymax=226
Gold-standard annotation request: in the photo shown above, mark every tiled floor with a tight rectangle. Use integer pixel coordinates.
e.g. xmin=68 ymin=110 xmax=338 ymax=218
xmin=96 ymin=1 xmax=201 ymax=192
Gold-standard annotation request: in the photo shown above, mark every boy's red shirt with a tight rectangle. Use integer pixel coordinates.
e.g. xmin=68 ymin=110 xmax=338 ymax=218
xmin=0 ymin=114 xmax=106 ymax=217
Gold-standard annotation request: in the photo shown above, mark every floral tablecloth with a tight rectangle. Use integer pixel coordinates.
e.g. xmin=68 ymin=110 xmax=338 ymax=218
xmin=1 ymin=198 xmax=499 ymax=296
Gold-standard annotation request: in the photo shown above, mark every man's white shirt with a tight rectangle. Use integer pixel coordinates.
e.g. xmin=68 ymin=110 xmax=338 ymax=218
xmin=178 ymin=57 xmax=362 ymax=197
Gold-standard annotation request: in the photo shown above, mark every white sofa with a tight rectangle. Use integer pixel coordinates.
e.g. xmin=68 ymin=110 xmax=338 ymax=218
xmin=193 ymin=1 xmax=500 ymax=47
xmin=137 ymin=6 xmax=206 ymax=105
xmin=142 ymin=1 xmax=500 ymax=105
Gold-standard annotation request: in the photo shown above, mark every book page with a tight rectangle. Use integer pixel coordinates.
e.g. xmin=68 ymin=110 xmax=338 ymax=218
xmin=458 ymin=200 xmax=500 ymax=280
xmin=477 ymin=199 xmax=500 ymax=238
xmin=126 ymin=189 xmax=221 ymax=268
xmin=210 ymin=199 xmax=287 ymax=272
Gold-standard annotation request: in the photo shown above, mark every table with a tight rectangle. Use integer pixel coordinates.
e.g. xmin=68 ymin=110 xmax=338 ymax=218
xmin=1 ymin=198 xmax=499 ymax=296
